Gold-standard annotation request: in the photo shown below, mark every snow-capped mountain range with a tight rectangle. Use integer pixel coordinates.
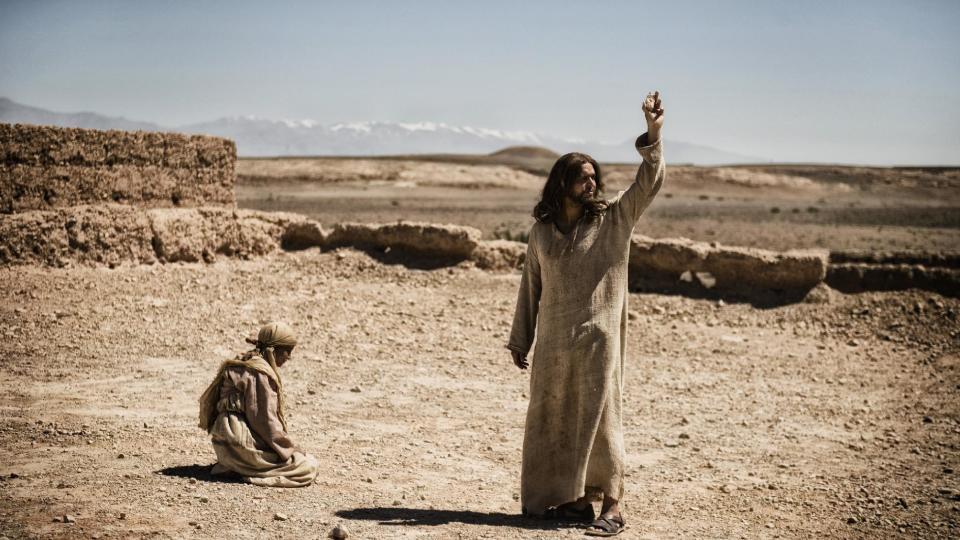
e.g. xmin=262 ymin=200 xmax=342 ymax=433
xmin=0 ymin=97 xmax=760 ymax=164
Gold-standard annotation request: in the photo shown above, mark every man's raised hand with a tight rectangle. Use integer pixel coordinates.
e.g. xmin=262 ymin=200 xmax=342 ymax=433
xmin=642 ymin=91 xmax=665 ymax=136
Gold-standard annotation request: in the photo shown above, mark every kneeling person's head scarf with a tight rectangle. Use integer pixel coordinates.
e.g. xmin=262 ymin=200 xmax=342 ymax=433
xmin=246 ymin=321 xmax=298 ymax=370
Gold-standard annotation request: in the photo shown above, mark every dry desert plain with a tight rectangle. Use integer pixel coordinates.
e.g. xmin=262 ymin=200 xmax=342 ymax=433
xmin=237 ymin=151 xmax=960 ymax=252
xmin=1 ymin=150 xmax=959 ymax=539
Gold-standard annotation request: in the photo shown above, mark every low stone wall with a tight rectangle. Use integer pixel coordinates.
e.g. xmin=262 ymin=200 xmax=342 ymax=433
xmin=0 ymin=124 xmax=236 ymax=212
xmin=0 ymin=210 xmax=515 ymax=269
xmin=149 ymin=208 xmax=321 ymax=264
xmin=827 ymin=263 xmax=960 ymax=298
xmin=0 ymin=205 xmax=324 ymax=267
xmin=629 ymin=235 xmax=829 ymax=293
xmin=472 ymin=239 xmax=526 ymax=270
xmin=1 ymin=203 xmax=954 ymax=298
xmin=326 ymin=221 xmax=482 ymax=260
xmin=830 ymin=249 xmax=960 ymax=269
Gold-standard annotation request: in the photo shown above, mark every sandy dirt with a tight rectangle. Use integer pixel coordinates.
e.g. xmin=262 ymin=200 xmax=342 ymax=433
xmin=1 ymin=248 xmax=958 ymax=539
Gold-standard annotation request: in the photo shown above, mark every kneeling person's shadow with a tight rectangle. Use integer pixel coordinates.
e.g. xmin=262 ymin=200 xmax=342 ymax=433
xmin=156 ymin=463 xmax=244 ymax=484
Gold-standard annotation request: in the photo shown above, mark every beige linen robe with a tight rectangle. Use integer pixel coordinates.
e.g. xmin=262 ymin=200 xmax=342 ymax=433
xmin=508 ymin=135 xmax=664 ymax=515
xmin=209 ymin=362 xmax=319 ymax=487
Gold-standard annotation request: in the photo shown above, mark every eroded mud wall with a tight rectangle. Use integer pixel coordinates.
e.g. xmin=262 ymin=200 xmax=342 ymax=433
xmin=0 ymin=123 xmax=236 ymax=212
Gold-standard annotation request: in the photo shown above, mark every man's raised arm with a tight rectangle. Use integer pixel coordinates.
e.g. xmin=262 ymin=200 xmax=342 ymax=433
xmin=617 ymin=91 xmax=667 ymax=223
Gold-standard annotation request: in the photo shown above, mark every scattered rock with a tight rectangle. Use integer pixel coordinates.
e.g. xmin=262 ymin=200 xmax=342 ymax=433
xmin=350 ymin=386 xmax=362 ymax=393
xmin=273 ymin=512 xmax=288 ymax=521
xmin=329 ymin=524 xmax=349 ymax=539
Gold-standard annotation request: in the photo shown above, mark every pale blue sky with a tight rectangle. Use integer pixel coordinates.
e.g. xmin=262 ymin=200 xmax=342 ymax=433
xmin=1 ymin=0 xmax=958 ymax=164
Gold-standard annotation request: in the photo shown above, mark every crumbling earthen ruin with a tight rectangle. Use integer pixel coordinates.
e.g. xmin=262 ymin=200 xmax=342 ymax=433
xmin=1 ymin=124 xmax=235 ymax=212
xmin=1 ymin=123 xmax=955 ymax=298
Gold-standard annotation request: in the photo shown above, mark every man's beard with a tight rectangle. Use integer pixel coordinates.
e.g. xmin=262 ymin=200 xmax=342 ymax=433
xmin=574 ymin=190 xmax=596 ymax=205
xmin=561 ymin=187 xmax=609 ymax=219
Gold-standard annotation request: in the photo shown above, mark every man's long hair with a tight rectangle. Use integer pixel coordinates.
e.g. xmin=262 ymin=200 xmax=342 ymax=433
xmin=533 ymin=152 xmax=608 ymax=223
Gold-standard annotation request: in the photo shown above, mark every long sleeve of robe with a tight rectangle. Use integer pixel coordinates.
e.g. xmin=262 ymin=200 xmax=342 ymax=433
xmin=508 ymin=133 xmax=664 ymax=515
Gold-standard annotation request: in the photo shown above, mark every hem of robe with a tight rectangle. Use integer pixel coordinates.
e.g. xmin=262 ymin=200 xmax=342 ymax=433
xmin=210 ymin=412 xmax=319 ymax=488
xmin=520 ymin=341 xmax=626 ymax=515
xmin=520 ymin=422 xmax=626 ymax=514
xmin=520 ymin=458 xmax=625 ymax=515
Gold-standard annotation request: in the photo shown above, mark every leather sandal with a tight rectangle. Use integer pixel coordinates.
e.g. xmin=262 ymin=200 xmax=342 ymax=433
xmin=584 ymin=514 xmax=626 ymax=537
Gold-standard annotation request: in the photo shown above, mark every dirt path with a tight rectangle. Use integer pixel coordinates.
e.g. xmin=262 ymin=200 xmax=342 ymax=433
xmin=1 ymin=250 xmax=958 ymax=539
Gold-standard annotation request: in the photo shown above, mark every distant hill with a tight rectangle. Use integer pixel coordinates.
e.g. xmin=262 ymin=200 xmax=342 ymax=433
xmin=0 ymin=97 xmax=162 ymax=132
xmin=489 ymin=146 xmax=560 ymax=160
xmin=0 ymin=97 xmax=763 ymax=164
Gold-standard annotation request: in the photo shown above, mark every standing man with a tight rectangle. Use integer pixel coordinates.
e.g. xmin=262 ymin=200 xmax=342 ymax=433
xmin=508 ymin=92 xmax=665 ymax=537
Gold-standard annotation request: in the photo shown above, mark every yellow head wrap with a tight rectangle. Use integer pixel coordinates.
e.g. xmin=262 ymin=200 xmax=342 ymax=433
xmin=248 ymin=321 xmax=298 ymax=351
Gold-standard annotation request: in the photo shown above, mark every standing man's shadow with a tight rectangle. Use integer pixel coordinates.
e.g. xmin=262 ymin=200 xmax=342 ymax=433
xmin=335 ymin=507 xmax=581 ymax=532
xmin=156 ymin=468 xmax=582 ymax=532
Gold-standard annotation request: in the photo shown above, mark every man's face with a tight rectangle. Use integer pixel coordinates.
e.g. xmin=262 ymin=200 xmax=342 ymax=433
xmin=275 ymin=347 xmax=294 ymax=367
xmin=567 ymin=162 xmax=597 ymax=204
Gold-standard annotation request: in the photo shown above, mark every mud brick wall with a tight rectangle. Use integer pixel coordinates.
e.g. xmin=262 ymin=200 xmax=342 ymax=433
xmin=0 ymin=123 xmax=236 ymax=212
xmin=628 ymin=234 xmax=829 ymax=294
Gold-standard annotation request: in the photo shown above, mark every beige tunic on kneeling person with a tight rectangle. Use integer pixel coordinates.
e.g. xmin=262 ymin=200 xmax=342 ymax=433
xmin=509 ymin=135 xmax=664 ymax=515
xmin=208 ymin=356 xmax=319 ymax=487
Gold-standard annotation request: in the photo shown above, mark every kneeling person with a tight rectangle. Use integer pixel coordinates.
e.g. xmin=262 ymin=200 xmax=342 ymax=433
xmin=198 ymin=322 xmax=319 ymax=487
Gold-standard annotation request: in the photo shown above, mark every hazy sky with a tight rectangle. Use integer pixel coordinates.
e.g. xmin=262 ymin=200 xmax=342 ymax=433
xmin=1 ymin=0 xmax=958 ymax=164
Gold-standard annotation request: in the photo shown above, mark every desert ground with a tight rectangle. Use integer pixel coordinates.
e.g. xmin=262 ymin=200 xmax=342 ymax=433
xmin=1 ymin=152 xmax=958 ymax=539
xmin=237 ymin=155 xmax=960 ymax=253
xmin=1 ymin=250 xmax=958 ymax=539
